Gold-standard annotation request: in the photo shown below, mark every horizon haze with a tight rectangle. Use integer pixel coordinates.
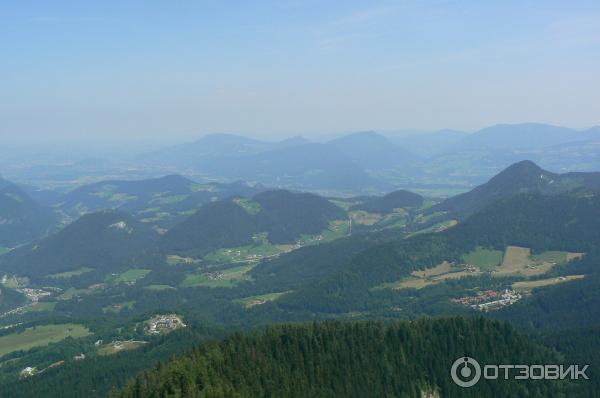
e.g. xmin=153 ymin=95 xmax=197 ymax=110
xmin=1 ymin=1 xmax=600 ymax=146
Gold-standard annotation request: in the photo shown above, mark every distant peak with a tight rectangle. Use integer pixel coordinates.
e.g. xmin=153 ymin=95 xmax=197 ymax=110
xmin=157 ymin=174 xmax=192 ymax=183
xmin=508 ymin=160 xmax=542 ymax=170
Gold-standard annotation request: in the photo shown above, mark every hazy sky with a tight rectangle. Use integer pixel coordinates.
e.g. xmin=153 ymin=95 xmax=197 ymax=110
xmin=1 ymin=0 xmax=600 ymax=145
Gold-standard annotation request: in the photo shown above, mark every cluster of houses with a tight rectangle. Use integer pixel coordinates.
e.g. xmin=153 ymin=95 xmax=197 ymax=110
xmin=145 ymin=314 xmax=186 ymax=335
xmin=204 ymin=271 xmax=225 ymax=281
xmin=453 ymin=289 xmax=522 ymax=312
xmin=16 ymin=288 xmax=52 ymax=302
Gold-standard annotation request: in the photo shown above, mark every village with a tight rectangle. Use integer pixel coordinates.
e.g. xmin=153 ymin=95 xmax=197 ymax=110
xmin=452 ymin=289 xmax=522 ymax=312
xmin=16 ymin=288 xmax=53 ymax=302
xmin=145 ymin=314 xmax=186 ymax=335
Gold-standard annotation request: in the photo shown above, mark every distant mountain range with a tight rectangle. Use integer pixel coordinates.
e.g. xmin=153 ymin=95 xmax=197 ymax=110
xmin=133 ymin=123 xmax=600 ymax=195
xmin=140 ymin=133 xmax=394 ymax=193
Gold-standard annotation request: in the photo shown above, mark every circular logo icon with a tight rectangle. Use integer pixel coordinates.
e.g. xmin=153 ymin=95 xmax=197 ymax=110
xmin=451 ymin=357 xmax=481 ymax=388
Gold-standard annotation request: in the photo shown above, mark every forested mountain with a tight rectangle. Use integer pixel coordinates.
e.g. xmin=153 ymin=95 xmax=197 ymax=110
xmin=160 ymin=190 xmax=346 ymax=256
xmin=1 ymin=321 xmax=225 ymax=398
xmin=0 ymin=210 xmax=158 ymax=277
xmin=55 ymin=174 xmax=195 ymax=214
xmin=351 ymin=189 xmax=424 ymax=213
xmin=267 ymin=191 xmax=600 ymax=315
xmin=0 ymin=177 xmax=58 ymax=247
xmin=54 ymin=175 xmax=265 ymax=225
xmin=447 ymin=193 xmax=600 ymax=252
xmin=116 ymin=318 xmax=567 ymax=398
xmin=432 ymin=160 xmax=600 ymax=219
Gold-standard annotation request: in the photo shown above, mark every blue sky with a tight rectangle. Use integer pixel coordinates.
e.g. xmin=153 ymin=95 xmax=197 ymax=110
xmin=1 ymin=0 xmax=600 ymax=145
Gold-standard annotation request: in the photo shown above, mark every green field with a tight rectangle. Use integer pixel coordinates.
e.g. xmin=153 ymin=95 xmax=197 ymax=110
xmin=462 ymin=247 xmax=504 ymax=270
xmin=235 ymin=291 xmax=292 ymax=308
xmin=191 ymin=183 xmax=219 ymax=192
xmin=407 ymin=219 xmax=457 ymax=237
xmin=350 ymin=211 xmax=382 ymax=226
xmin=109 ymin=269 xmax=151 ymax=284
xmin=298 ymin=220 xmax=350 ymax=245
xmin=150 ymin=194 xmax=188 ymax=205
xmin=103 ymin=301 xmax=135 ymax=314
xmin=94 ymin=185 xmax=136 ymax=203
xmin=329 ymin=199 xmax=357 ymax=210
xmin=48 ymin=267 xmax=94 ymax=279
xmin=1 ymin=275 xmax=29 ymax=289
xmin=0 ymin=324 xmax=91 ymax=357
xmin=140 ymin=211 xmax=171 ymax=223
xmin=233 ymin=198 xmax=261 ymax=215
xmin=374 ymin=277 xmax=435 ymax=291
xmin=181 ymin=264 xmax=255 ymax=288
xmin=377 ymin=211 xmax=409 ymax=229
xmin=166 ymin=255 xmax=199 ymax=266
xmin=143 ymin=284 xmax=175 ymax=291
xmin=97 ymin=340 xmax=147 ymax=356
xmin=513 ymin=275 xmax=585 ymax=291
xmin=204 ymin=240 xmax=292 ymax=264
xmin=530 ymin=251 xmax=568 ymax=264
xmin=21 ymin=302 xmax=57 ymax=313
xmin=58 ymin=287 xmax=91 ymax=300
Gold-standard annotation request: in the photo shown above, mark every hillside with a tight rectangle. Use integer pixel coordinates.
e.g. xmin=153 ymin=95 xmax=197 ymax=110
xmin=0 ymin=178 xmax=58 ymax=247
xmin=0 ymin=210 xmax=158 ymax=278
xmin=160 ymin=190 xmax=347 ymax=256
xmin=54 ymin=176 xmax=265 ymax=226
xmin=433 ymin=160 xmax=600 ymax=219
xmin=116 ymin=318 xmax=565 ymax=398
xmin=268 ymin=191 xmax=600 ymax=315
xmin=351 ymin=189 xmax=424 ymax=213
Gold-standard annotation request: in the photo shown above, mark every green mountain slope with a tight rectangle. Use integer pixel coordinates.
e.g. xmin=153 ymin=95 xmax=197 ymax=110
xmin=55 ymin=175 xmax=265 ymax=225
xmin=116 ymin=318 xmax=566 ymax=398
xmin=0 ymin=178 xmax=58 ymax=247
xmin=270 ymin=192 xmax=600 ymax=315
xmin=160 ymin=190 xmax=346 ymax=257
xmin=0 ymin=210 xmax=158 ymax=278
xmin=433 ymin=160 xmax=600 ymax=219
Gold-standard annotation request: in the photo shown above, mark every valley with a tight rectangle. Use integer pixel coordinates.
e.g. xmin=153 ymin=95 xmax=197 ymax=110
xmin=6 ymin=4 xmax=600 ymax=395
xmin=0 ymin=159 xmax=599 ymax=397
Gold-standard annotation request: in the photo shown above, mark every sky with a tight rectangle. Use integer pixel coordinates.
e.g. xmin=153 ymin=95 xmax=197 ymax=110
xmin=1 ymin=0 xmax=600 ymax=146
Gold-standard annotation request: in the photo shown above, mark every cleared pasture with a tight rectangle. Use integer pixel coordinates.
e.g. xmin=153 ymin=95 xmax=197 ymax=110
xmin=513 ymin=275 xmax=584 ymax=292
xmin=236 ymin=291 xmax=292 ymax=308
xmin=0 ymin=324 xmax=91 ymax=357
